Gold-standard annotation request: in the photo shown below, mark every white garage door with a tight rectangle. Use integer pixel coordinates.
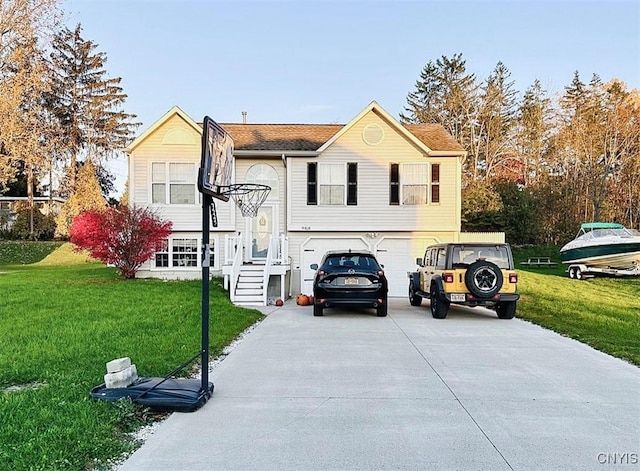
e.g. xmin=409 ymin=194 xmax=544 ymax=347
xmin=375 ymin=237 xmax=436 ymax=297
xmin=301 ymin=237 xmax=369 ymax=295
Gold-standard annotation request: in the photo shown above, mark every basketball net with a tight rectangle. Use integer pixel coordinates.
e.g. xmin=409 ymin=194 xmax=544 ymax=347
xmin=220 ymin=184 xmax=271 ymax=218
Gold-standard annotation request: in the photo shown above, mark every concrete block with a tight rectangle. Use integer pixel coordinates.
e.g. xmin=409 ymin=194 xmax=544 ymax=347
xmin=105 ymin=364 xmax=138 ymax=389
xmin=106 ymin=357 xmax=131 ymax=373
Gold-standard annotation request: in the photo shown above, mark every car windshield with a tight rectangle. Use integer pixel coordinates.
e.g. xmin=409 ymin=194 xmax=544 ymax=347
xmin=322 ymin=254 xmax=381 ymax=271
xmin=451 ymin=246 xmax=510 ymax=269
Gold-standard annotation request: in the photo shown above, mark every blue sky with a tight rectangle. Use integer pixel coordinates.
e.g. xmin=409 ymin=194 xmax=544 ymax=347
xmin=63 ymin=0 xmax=640 ymax=195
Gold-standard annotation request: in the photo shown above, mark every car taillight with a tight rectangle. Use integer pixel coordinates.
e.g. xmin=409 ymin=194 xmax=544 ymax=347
xmin=443 ymin=273 xmax=454 ymax=283
xmin=509 ymin=273 xmax=518 ymax=283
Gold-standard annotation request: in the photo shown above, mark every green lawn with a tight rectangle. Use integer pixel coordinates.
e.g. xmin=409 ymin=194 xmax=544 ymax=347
xmin=0 ymin=252 xmax=263 ymax=470
xmin=512 ymin=246 xmax=640 ymax=366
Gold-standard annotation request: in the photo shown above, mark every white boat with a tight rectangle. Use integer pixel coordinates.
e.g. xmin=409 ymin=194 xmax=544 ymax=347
xmin=560 ymin=222 xmax=640 ymax=270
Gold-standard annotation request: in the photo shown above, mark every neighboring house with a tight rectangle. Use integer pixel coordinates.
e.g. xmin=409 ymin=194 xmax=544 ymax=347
xmin=0 ymin=196 xmax=65 ymax=230
xmin=125 ymin=101 xmax=503 ymax=305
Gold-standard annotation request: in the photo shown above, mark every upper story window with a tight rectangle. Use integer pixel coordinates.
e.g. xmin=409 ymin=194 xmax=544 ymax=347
xmin=307 ymin=162 xmax=357 ymax=205
xmin=402 ymin=163 xmax=428 ymax=205
xmin=246 ymin=164 xmax=279 ymax=199
xmin=389 ymin=162 xmax=441 ymax=205
xmin=151 ymin=162 xmax=196 ymax=205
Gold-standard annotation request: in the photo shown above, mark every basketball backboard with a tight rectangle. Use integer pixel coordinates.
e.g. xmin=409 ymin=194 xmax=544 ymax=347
xmin=198 ymin=116 xmax=234 ymax=201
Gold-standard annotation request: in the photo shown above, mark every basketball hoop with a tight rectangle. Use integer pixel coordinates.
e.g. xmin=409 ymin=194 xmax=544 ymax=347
xmin=220 ymin=183 xmax=271 ymax=218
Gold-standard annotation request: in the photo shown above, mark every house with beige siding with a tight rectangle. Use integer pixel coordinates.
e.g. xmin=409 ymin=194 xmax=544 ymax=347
xmin=125 ymin=101 xmax=502 ymax=305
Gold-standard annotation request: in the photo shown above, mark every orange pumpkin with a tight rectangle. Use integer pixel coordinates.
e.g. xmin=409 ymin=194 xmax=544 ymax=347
xmin=275 ymin=299 xmax=284 ymax=306
xmin=296 ymin=294 xmax=309 ymax=306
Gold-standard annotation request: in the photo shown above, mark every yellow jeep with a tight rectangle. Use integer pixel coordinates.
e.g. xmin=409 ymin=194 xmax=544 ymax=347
xmin=408 ymin=243 xmax=519 ymax=319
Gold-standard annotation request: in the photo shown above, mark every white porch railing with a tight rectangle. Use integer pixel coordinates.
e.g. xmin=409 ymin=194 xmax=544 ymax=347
xmin=223 ymin=232 xmax=289 ymax=304
xmin=229 ymin=236 xmax=244 ymax=303
xmin=224 ymin=232 xmax=288 ymax=265
xmin=261 ymin=235 xmax=274 ymax=305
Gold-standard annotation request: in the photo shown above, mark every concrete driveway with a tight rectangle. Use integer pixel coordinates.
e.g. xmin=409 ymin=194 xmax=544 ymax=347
xmin=119 ymin=298 xmax=640 ymax=471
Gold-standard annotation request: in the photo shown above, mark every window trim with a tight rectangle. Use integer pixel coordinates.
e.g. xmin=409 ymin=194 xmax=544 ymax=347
xmin=389 ymin=162 xmax=442 ymax=206
xmin=150 ymin=161 xmax=198 ymax=206
xmin=307 ymin=162 xmax=358 ymax=206
xmin=400 ymin=162 xmax=428 ymax=205
xmin=152 ymin=235 xmax=218 ymax=270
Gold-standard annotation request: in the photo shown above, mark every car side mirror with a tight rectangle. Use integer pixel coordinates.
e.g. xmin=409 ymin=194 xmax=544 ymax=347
xmin=416 ymin=257 xmax=423 ymax=267
xmin=310 ymin=263 xmax=318 ymax=270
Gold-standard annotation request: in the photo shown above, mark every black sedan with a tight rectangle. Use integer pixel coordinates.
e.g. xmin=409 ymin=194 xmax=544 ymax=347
xmin=310 ymin=250 xmax=388 ymax=317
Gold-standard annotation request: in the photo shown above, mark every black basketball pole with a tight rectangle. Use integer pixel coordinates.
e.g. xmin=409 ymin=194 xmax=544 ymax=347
xmin=201 ymin=193 xmax=212 ymax=394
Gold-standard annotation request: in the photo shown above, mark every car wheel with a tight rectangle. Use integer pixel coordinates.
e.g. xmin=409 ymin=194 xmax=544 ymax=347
xmin=496 ymin=301 xmax=516 ymax=319
xmin=430 ymin=284 xmax=449 ymax=319
xmin=409 ymin=283 xmax=422 ymax=306
xmin=376 ymin=302 xmax=388 ymax=317
xmin=568 ymin=266 xmax=576 ymax=279
xmin=313 ymin=302 xmax=323 ymax=317
xmin=464 ymin=260 xmax=503 ymax=298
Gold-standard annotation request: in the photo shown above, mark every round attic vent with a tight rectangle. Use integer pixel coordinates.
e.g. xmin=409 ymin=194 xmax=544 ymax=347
xmin=362 ymin=123 xmax=384 ymax=146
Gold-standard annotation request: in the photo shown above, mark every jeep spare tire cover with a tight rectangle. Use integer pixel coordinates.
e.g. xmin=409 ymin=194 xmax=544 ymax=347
xmin=464 ymin=260 xmax=503 ymax=298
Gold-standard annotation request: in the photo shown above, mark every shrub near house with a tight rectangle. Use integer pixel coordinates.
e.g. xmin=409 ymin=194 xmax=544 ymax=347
xmin=70 ymin=205 xmax=172 ymax=278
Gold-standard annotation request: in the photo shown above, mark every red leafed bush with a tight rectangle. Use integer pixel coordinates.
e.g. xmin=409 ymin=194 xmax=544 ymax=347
xmin=70 ymin=205 xmax=172 ymax=279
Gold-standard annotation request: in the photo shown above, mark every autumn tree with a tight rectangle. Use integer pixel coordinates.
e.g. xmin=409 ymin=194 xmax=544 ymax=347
xmin=460 ymin=180 xmax=503 ymax=231
xmin=557 ymin=73 xmax=640 ymax=223
xmin=56 ymin=160 xmax=106 ymax=237
xmin=0 ymin=0 xmax=62 ymax=191
xmin=70 ymin=205 xmax=172 ymax=279
xmin=47 ymin=23 xmax=139 ymax=192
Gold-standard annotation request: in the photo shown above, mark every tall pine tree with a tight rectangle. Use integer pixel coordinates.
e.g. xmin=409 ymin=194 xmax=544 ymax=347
xmin=47 ymin=23 xmax=139 ymax=193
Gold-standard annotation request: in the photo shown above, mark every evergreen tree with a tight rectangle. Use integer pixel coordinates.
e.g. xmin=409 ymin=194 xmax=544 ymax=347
xmin=478 ymin=62 xmax=518 ymax=181
xmin=47 ymin=23 xmax=139 ymax=192
xmin=515 ymin=80 xmax=553 ymax=186
xmin=401 ymin=53 xmax=479 ymax=177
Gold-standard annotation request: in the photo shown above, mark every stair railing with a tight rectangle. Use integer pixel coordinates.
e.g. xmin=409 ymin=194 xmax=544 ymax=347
xmin=261 ymin=234 xmax=274 ymax=305
xmin=229 ymin=233 xmax=243 ymax=303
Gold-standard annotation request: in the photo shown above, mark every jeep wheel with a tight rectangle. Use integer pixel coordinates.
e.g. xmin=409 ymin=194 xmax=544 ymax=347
xmin=409 ymin=283 xmax=422 ymax=306
xmin=465 ymin=260 xmax=503 ymax=298
xmin=496 ymin=301 xmax=516 ymax=319
xmin=430 ymin=284 xmax=449 ymax=319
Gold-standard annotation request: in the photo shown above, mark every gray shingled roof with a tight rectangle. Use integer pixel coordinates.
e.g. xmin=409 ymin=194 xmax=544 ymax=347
xmin=217 ymin=123 xmax=464 ymax=152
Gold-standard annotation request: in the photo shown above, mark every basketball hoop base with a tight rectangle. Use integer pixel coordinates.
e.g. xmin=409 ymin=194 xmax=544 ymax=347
xmin=91 ymin=378 xmax=214 ymax=412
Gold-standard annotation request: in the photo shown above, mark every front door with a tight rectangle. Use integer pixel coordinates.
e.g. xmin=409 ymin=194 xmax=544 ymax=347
xmin=247 ymin=204 xmax=277 ymax=261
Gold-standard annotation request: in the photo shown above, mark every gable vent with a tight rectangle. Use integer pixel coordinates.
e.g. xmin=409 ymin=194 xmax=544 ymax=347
xmin=362 ymin=123 xmax=384 ymax=146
